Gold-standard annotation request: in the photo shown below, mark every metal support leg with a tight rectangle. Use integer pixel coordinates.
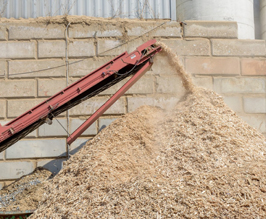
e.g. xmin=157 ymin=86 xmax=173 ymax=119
xmin=67 ymin=61 xmax=152 ymax=145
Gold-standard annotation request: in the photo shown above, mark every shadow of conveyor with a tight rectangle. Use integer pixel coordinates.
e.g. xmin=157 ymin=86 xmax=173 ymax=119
xmin=41 ymin=139 xmax=88 ymax=176
xmin=42 ymin=123 xmax=109 ymax=176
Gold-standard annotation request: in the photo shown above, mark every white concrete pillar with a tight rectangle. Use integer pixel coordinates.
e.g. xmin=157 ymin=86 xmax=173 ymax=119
xmin=176 ymin=0 xmax=255 ymax=39
xmin=260 ymin=0 xmax=266 ymax=39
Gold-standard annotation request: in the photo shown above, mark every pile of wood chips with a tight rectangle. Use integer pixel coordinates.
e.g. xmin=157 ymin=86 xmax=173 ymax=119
xmin=0 ymin=168 xmax=51 ymax=212
xmin=30 ymin=87 xmax=266 ymax=218
xmin=30 ymin=43 xmax=266 ymax=218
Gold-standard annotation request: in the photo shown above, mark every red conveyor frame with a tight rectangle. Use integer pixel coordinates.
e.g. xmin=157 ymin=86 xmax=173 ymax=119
xmin=0 ymin=39 xmax=161 ymax=152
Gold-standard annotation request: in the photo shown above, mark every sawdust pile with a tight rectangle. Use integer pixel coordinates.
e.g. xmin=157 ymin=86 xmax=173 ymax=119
xmin=30 ymin=44 xmax=266 ymax=218
xmin=0 ymin=168 xmax=51 ymax=212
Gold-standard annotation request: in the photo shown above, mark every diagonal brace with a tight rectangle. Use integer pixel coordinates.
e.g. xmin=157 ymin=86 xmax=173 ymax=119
xmin=67 ymin=60 xmax=153 ymax=145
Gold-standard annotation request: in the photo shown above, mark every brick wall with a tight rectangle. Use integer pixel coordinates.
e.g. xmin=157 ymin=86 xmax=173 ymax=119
xmin=0 ymin=18 xmax=265 ymax=187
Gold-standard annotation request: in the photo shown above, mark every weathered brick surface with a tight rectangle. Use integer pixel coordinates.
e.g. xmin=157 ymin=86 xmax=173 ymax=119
xmin=0 ymin=41 xmax=35 ymax=58
xmin=223 ymin=96 xmax=242 ymax=113
xmin=8 ymin=99 xmax=44 ymax=118
xmin=97 ymin=38 xmax=146 ymax=56
xmin=186 ymin=57 xmax=240 ymax=75
xmin=69 ymin=78 xmax=80 ymax=85
xmin=38 ymin=79 xmax=66 ymax=97
xmin=38 ymin=40 xmax=65 ymax=58
xmin=0 ymin=60 xmax=6 ymax=76
xmin=127 ymin=95 xmax=181 ymax=112
xmin=37 ymin=158 xmax=66 ymax=175
xmin=212 ymin=39 xmax=266 ymax=56
xmin=69 ymin=57 xmax=113 ymax=77
xmin=127 ymin=23 xmax=157 ymax=36
xmin=126 ymin=38 xmax=150 ymax=54
xmin=97 ymin=39 xmax=124 ymax=56
xmin=127 ymin=76 xmax=154 ymax=94
xmin=156 ymin=75 xmax=186 ymax=95
xmin=27 ymin=130 xmax=37 ymax=138
xmin=0 ymin=80 xmax=36 ymax=98
xmin=69 ymin=24 xmax=122 ymax=38
xmin=9 ymin=24 xmax=65 ymax=39
xmin=184 ymin=21 xmax=238 ymax=38
xmin=243 ymin=97 xmax=266 ymax=113
xmin=0 ymin=101 xmax=5 ymax=118
xmin=98 ymin=38 xmax=148 ymax=57
xmin=0 ymin=151 xmax=3 ymax=160
xmin=99 ymin=75 xmax=153 ymax=96
xmin=151 ymin=53 xmax=181 ymax=75
xmin=0 ymin=27 xmax=6 ymax=40
xmin=69 ymin=40 xmax=95 ymax=57
xmin=39 ymin=119 xmax=67 ymax=137
xmin=161 ymin=39 xmax=210 ymax=56
xmin=0 ymin=161 xmax=34 ymax=179
xmin=241 ymin=59 xmax=266 ymax=75
xmin=70 ymin=97 xmax=125 ymax=115
xmin=9 ymin=60 xmax=66 ymax=78
xmin=151 ymin=22 xmax=181 ymax=37
xmin=127 ymin=22 xmax=181 ymax=37
xmin=70 ymin=119 xmax=97 ymax=135
xmin=99 ymin=118 xmax=117 ymax=131
xmin=240 ymin=114 xmax=266 ymax=133
xmin=0 ymin=120 xmax=9 ymax=127
xmin=192 ymin=76 xmax=213 ymax=90
xmin=6 ymin=139 xmax=66 ymax=159
xmin=214 ymin=78 xmax=265 ymax=94
xmin=0 ymin=120 xmax=8 ymax=126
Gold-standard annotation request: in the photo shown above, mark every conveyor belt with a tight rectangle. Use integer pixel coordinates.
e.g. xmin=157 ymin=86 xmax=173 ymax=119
xmin=0 ymin=39 xmax=161 ymax=153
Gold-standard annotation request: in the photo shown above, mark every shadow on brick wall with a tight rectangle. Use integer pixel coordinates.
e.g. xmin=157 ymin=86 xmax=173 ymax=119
xmin=42 ymin=139 xmax=88 ymax=176
xmin=40 ymin=122 xmax=114 ymax=176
